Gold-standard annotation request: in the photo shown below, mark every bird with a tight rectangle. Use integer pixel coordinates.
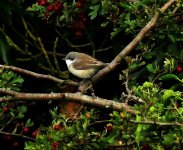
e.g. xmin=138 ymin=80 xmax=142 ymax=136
xmin=63 ymin=52 xmax=107 ymax=79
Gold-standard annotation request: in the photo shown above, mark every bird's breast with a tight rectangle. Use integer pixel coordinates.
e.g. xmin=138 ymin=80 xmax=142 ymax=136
xmin=68 ymin=64 xmax=97 ymax=79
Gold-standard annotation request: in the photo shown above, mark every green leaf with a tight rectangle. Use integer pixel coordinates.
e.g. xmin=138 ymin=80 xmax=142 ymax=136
xmin=17 ymin=112 xmax=24 ymax=118
xmin=159 ymin=74 xmax=182 ymax=82
xmin=129 ymin=61 xmax=146 ymax=70
xmin=71 ymin=1 xmax=77 ymax=9
xmin=49 ymin=107 xmax=58 ymax=117
xmin=168 ymin=34 xmax=175 ymax=43
xmin=129 ymin=63 xmax=138 ymax=70
xmin=90 ymin=143 xmax=101 ymax=149
xmin=11 ymin=86 xmax=20 ymax=91
xmin=50 ymin=134 xmax=61 ymax=141
xmin=162 ymin=90 xmax=181 ymax=101
xmin=107 ymin=133 xmax=117 ymax=144
xmin=163 ymin=133 xmax=175 ymax=145
xmin=142 ymin=82 xmax=153 ymax=88
xmin=101 ymin=21 xmax=109 ymax=27
xmin=17 ymin=105 xmax=27 ymax=113
xmin=12 ymin=126 xmax=17 ymax=134
xmin=110 ymin=28 xmax=122 ymax=39
xmin=89 ymin=5 xmax=100 ymax=20
xmin=146 ymin=64 xmax=156 ymax=73
xmin=12 ymin=77 xmax=24 ymax=84
xmin=10 ymin=111 xmax=15 ymax=117
xmin=0 ymin=34 xmax=10 ymax=64
xmin=143 ymin=52 xmax=153 ymax=59
xmin=25 ymin=118 xmax=34 ymax=127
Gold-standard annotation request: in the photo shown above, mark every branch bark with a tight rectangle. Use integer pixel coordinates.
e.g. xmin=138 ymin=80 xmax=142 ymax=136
xmin=130 ymin=119 xmax=183 ymax=126
xmin=0 ymin=88 xmax=136 ymax=115
xmin=0 ymin=65 xmax=79 ymax=87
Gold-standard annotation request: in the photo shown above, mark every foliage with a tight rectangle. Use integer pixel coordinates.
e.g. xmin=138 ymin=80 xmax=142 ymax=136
xmin=23 ymin=78 xmax=183 ymax=149
xmin=0 ymin=0 xmax=183 ymax=149
xmin=0 ymin=70 xmax=34 ymax=149
xmin=0 ymin=69 xmax=24 ymax=91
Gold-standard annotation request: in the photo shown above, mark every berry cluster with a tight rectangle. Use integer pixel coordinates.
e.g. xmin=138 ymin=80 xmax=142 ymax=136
xmin=34 ymin=0 xmax=88 ymax=38
xmin=69 ymin=0 xmax=88 ymax=38
xmin=69 ymin=13 xmax=87 ymax=38
xmin=36 ymin=0 xmax=63 ymax=18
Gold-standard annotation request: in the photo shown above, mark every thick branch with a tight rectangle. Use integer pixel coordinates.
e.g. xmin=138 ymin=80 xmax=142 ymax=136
xmin=0 ymin=88 xmax=136 ymax=115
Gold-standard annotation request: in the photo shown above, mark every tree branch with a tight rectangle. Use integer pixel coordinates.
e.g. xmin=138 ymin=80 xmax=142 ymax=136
xmin=0 ymin=131 xmax=35 ymax=141
xmin=130 ymin=119 xmax=183 ymax=126
xmin=0 ymin=88 xmax=136 ymax=115
xmin=0 ymin=65 xmax=79 ymax=87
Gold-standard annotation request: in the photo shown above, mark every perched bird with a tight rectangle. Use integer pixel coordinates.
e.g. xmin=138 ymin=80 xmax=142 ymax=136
xmin=64 ymin=52 xmax=107 ymax=79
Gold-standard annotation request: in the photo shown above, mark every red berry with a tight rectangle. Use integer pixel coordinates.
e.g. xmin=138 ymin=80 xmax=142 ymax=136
xmin=32 ymin=130 xmax=38 ymax=138
xmin=177 ymin=66 xmax=183 ymax=72
xmin=40 ymin=0 xmax=47 ymax=6
xmin=3 ymin=107 xmax=9 ymax=113
xmin=75 ymin=31 xmax=83 ymax=38
xmin=70 ymin=22 xmax=85 ymax=31
xmin=45 ymin=12 xmax=49 ymax=18
xmin=79 ymin=14 xmax=87 ymax=23
xmin=7 ymin=103 xmax=14 ymax=108
xmin=52 ymin=142 xmax=60 ymax=150
xmin=142 ymin=144 xmax=151 ymax=150
xmin=47 ymin=5 xmax=55 ymax=11
xmin=53 ymin=124 xmax=60 ymax=130
xmin=164 ymin=145 xmax=170 ymax=150
xmin=76 ymin=2 xmax=82 ymax=8
xmin=176 ymin=100 xmax=181 ymax=108
xmin=54 ymin=3 xmax=63 ymax=11
xmin=23 ymin=127 xmax=29 ymax=134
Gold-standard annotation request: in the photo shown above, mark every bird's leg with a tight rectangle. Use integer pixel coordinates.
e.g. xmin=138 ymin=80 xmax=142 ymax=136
xmin=86 ymin=83 xmax=96 ymax=98
xmin=79 ymin=79 xmax=96 ymax=97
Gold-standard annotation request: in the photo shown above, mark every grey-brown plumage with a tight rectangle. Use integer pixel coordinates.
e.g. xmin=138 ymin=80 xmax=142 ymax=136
xmin=64 ymin=52 xmax=107 ymax=79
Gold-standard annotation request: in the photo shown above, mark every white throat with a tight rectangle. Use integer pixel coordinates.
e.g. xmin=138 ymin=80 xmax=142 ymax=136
xmin=65 ymin=59 xmax=75 ymax=67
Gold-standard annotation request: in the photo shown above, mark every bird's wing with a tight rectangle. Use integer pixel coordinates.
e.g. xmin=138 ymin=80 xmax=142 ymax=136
xmin=73 ymin=59 xmax=107 ymax=70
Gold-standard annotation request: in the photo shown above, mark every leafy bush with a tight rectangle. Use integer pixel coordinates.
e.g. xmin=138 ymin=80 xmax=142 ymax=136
xmin=0 ymin=0 xmax=183 ymax=149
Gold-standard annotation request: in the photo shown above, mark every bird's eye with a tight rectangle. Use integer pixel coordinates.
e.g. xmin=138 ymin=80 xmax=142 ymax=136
xmin=68 ymin=56 xmax=74 ymax=60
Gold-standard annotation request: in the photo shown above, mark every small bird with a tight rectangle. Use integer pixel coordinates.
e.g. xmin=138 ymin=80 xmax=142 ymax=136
xmin=64 ymin=52 xmax=107 ymax=79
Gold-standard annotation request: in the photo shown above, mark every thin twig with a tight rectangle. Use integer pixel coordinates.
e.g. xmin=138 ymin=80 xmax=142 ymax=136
xmin=0 ymin=131 xmax=35 ymax=141
xmin=53 ymin=37 xmax=60 ymax=72
xmin=0 ymin=27 xmax=31 ymax=55
xmin=130 ymin=119 xmax=183 ymax=126
xmin=37 ymin=37 xmax=54 ymax=71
